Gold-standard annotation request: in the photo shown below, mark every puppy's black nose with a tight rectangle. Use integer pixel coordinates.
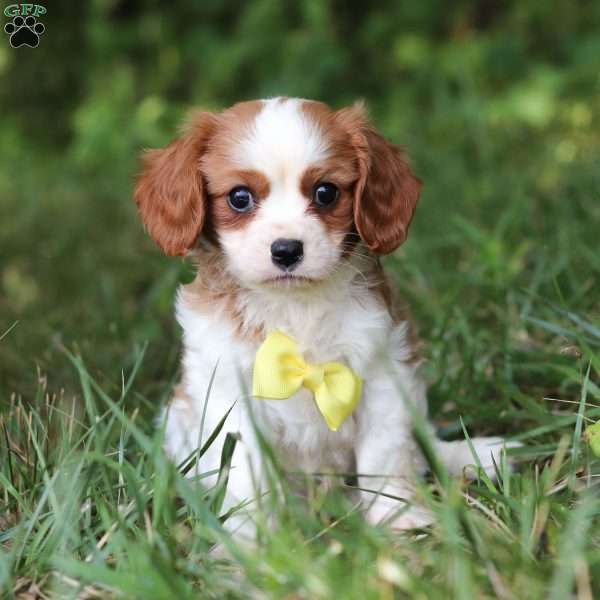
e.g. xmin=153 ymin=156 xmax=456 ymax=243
xmin=271 ymin=238 xmax=304 ymax=270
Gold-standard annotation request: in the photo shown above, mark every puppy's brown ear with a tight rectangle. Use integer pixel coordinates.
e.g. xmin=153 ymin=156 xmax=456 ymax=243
xmin=338 ymin=103 xmax=422 ymax=255
xmin=134 ymin=113 xmax=216 ymax=256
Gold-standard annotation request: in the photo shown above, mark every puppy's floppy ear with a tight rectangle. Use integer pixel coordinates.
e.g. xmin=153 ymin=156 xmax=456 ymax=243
xmin=337 ymin=103 xmax=422 ymax=255
xmin=134 ymin=112 xmax=217 ymax=256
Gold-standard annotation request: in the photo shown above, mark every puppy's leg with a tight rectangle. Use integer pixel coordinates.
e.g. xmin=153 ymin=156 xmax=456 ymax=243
xmin=355 ymin=366 xmax=433 ymax=530
xmin=163 ymin=394 xmax=264 ymax=547
xmin=202 ymin=428 xmax=264 ymax=546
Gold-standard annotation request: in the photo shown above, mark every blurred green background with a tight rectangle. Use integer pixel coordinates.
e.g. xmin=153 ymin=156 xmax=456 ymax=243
xmin=1 ymin=0 xmax=599 ymax=428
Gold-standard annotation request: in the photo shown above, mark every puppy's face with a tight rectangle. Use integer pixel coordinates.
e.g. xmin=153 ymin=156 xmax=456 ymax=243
xmin=202 ymin=99 xmax=361 ymax=286
xmin=135 ymin=98 xmax=422 ymax=288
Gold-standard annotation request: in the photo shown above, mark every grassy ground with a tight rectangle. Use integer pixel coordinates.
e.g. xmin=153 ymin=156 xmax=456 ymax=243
xmin=2 ymin=28 xmax=600 ymax=598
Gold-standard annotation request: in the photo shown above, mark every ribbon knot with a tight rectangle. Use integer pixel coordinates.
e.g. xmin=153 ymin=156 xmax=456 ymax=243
xmin=303 ymin=364 xmax=325 ymax=392
xmin=252 ymin=330 xmax=363 ymax=431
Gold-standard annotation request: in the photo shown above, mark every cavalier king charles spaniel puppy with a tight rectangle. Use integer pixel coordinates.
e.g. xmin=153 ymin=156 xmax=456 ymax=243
xmin=134 ymin=97 xmax=515 ymax=539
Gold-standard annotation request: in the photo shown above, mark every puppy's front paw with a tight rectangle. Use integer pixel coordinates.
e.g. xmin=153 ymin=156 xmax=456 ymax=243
xmin=365 ymin=501 xmax=433 ymax=531
xmin=389 ymin=505 xmax=434 ymax=531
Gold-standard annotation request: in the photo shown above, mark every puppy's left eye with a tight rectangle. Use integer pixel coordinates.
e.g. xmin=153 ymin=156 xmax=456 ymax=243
xmin=227 ymin=186 xmax=255 ymax=213
xmin=313 ymin=182 xmax=339 ymax=208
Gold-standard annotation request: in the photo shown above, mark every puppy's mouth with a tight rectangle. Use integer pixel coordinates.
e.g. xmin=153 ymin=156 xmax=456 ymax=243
xmin=261 ymin=274 xmax=317 ymax=286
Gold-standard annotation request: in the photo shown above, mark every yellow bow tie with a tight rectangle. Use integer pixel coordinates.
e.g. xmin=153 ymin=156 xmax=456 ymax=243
xmin=252 ymin=330 xmax=363 ymax=431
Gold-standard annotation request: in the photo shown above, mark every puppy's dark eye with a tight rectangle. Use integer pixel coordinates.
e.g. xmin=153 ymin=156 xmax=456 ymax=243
xmin=313 ymin=182 xmax=339 ymax=208
xmin=227 ymin=186 xmax=255 ymax=213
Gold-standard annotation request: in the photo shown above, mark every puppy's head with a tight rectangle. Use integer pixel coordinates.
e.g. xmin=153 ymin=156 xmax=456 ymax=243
xmin=134 ymin=98 xmax=422 ymax=287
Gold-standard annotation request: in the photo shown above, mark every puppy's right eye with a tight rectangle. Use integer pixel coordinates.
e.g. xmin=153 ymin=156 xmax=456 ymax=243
xmin=227 ymin=186 xmax=255 ymax=213
xmin=313 ymin=182 xmax=339 ymax=208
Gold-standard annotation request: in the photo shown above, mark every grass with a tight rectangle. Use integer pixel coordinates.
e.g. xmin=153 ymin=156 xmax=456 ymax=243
xmin=0 ymin=340 xmax=599 ymax=599
xmin=2 ymin=40 xmax=600 ymax=597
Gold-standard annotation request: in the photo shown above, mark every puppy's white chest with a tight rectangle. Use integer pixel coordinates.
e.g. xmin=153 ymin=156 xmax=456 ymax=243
xmin=256 ymin=389 xmax=357 ymax=472
xmin=176 ymin=282 xmax=391 ymax=469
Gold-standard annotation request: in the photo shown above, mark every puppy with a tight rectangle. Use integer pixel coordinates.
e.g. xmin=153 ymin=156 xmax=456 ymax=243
xmin=134 ymin=97 xmax=512 ymax=538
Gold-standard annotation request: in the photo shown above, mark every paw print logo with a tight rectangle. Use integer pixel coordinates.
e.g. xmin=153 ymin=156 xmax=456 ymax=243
xmin=4 ymin=15 xmax=45 ymax=48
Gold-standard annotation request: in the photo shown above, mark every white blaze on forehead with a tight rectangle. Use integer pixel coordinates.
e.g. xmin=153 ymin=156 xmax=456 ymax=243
xmin=232 ymin=97 xmax=329 ymax=180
